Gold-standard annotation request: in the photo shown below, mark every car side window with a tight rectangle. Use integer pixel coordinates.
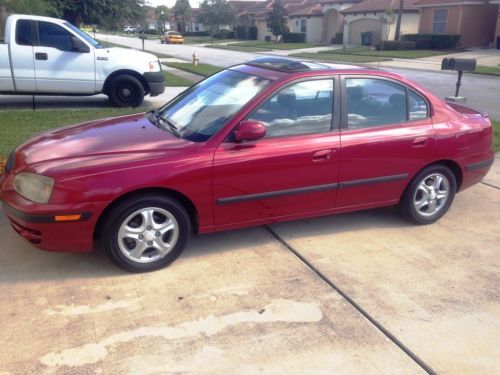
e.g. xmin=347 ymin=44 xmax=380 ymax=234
xmin=38 ymin=21 xmax=73 ymax=52
xmin=16 ymin=20 xmax=37 ymax=46
xmin=409 ymin=90 xmax=428 ymax=120
xmin=346 ymin=78 xmax=407 ymax=129
xmin=248 ymin=79 xmax=334 ymax=138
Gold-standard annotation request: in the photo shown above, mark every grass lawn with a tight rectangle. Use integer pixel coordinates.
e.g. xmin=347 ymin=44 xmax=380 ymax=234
xmin=493 ymin=120 xmax=500 ymax=152
xmin=183 ymin=36 xmax=235 ymax=44
xmin=163 ymin=71 xmax=194 ymax=87
xmin=290 ymin=52 xmax=391 ymax=63
xmin=164 ymin=62 xmax=222 ymax=77
xmin=206 ymin=44 xmax=271 ymax=52
xmin=229 ymin=40 xmax=321 ymax=50
xmin=318 ymin=48 xmax=447 ymax=59
xmin=0 ymin=109 xmax=139 ymax=159
xmin=472 ymin=66 xmax=500 ymax=77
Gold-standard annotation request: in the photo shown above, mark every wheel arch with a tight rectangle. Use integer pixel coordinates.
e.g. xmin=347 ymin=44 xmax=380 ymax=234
xmin=93 ymin=187 xmax=199 ymax=241
xmin=407 ymin=159 xmax=463 ymax=195
xmin=103 ymin=70 xmax=149 ymax=95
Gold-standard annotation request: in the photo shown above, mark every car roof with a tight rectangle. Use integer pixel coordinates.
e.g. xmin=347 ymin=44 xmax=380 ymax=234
xmin=233 ymin=56 xmax=409 ymax=83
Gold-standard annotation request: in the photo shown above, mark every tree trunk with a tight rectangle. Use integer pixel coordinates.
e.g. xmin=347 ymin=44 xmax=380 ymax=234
xmin=394 ymin=0 xmax=403 ymax=40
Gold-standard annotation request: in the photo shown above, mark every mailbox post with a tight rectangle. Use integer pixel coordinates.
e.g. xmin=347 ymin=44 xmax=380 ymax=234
xmin=139 ymin=34 xmax=148 ymax=51
xmin=441 ymin=58 xmax=476 ymax=103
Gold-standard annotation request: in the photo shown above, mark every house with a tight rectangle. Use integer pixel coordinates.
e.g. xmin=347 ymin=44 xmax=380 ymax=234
xmin=341 ymin=0 xmax=420 ymax=45
xmin=185 ymin=8 xmax=206 ymax=32
xmin=414 ymin=0 xmax=498 ymax=48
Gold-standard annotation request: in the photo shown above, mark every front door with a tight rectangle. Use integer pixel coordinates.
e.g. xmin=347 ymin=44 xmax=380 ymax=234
xmin=213 ymin=78 xmax=341 ymax=228
xmin=33 ymin=21 xmax=95 ymax=93
xmin=337 ymin=76 xmax=435 ymax=209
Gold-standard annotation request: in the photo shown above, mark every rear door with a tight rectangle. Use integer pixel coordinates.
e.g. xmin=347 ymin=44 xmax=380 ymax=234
xmin=337 ymin=76 xmax=435 ymax=209
xmin=33 ymin=21 xmax=95 ymax=93
xmin=10 ymin=19 xmax=37 ymax=92
xmin=213 ymin=77 xmax=341 ymax=228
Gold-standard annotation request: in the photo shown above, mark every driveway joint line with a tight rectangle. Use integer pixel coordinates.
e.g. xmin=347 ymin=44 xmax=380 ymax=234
xmin=480 ymin=181 xmax=500 ymax=190
xmin=265 ymin=225 xmax=436 ymax=375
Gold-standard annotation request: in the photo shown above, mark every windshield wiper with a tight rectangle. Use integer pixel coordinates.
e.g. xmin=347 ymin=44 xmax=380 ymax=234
xmin=149 ymin=110 xmax=181 ymax=138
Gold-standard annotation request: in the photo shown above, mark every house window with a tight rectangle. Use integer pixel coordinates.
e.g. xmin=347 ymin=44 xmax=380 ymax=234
xmin=300 ymin=19 xmax=307 ymax=33
xmin=433 ymin=9 xmax=448 ymax=34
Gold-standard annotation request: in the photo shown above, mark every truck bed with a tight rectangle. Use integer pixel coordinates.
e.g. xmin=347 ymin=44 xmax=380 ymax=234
xmin=0 ymin=43 xmax=15 ymax=92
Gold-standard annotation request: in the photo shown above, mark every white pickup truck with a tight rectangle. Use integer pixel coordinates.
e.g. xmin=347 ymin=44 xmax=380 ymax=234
xmin=0 ymin=14 xmax=165 ymax=107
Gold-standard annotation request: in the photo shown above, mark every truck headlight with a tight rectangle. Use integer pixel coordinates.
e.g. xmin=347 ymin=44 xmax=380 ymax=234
xmin=148 ymin=60 xmax=161 ymax=72
xmin=13 ymin=173 xmax=55 ymax=204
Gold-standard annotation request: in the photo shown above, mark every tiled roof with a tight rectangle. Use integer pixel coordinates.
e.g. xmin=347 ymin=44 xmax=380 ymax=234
xmin=414 ymin=0 xmax=486 ymax=5
xmin=288 ymin=3 xmax=324 ymax=16
xmin=342 ymin=0 xmax=419 ymax=13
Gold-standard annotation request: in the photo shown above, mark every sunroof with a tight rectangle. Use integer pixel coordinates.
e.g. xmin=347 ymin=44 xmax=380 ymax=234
xmin=245 ymin=57 xmax=313 ymax=72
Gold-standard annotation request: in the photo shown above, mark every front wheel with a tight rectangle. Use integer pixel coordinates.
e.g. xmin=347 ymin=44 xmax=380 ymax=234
xmin=102 ymin=195 xmax=191 ymax=272
xmin=398 ymin=165 xmax=457 ymax=225
xmin=107 ymin=74 xmax=145 ymax=108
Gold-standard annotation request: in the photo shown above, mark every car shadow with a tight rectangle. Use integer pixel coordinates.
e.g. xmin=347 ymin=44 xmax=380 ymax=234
xmin=0 ymin=207 xmax=410 ymax=283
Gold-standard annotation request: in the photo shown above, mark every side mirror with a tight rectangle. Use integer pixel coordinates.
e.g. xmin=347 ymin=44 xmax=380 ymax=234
xmin=234 ymin=121 xmax=266 ymax=142
xmin=71 ymin=36 xmax=90 ymax=53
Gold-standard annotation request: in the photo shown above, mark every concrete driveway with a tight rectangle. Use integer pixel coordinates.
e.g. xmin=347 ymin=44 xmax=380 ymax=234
xmin=0 ymin=156 xmax=498 ymax=374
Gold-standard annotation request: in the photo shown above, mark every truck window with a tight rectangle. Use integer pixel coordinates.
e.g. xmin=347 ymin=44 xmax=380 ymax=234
xmin=38 ymin=21 xmax=73 ymax=52
xmin=16 ymin=20 xmax=37 ymax=46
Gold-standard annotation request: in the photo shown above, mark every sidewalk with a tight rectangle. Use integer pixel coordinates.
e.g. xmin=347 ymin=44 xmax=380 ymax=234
xmin=161 ymin=57 xmax=204 ymax=83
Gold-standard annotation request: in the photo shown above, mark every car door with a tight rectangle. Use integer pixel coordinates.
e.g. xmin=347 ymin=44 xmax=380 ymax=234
xmin=33 ymin=21 xmax=95 ymax=93
xmin=337 ymin=76 xmax=435 ymax=209
xmin=213 ymin=78 xmax=341 ymax=228
xmin=10 ymin=19 xmax=37 ymax=92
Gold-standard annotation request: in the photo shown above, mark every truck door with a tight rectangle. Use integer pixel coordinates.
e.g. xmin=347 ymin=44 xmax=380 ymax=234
xmin=33 ymin=21 xmax=95 ymax=94
xmin=10 ymin=19 xmax=37 ymax=92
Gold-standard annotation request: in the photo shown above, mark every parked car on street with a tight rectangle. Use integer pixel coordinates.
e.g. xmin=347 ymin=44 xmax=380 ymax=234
xmin=123 ymin=25 xmax=135 ymax=33
xmin=161 ymin=31 xmax=184 ymax=44
xmin=0 ymin=14 xmax=165 ymax=107
xmin=0 ymin=57 xmax=493 ymax=272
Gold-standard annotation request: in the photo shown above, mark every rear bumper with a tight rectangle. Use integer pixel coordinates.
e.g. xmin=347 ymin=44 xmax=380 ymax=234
xmin=144 ymin=72 xmax=165 ymax=96
xmin=461 ymin=155 xmax=495 ymax=191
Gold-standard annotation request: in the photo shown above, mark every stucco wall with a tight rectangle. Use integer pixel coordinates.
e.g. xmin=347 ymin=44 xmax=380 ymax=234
xmin=255 ymin=19 xmax=270 ymax=41
xmin=496 ymin=9 xmax=500 ymax=47
xmin=419 ymin=5 xmax=497 ymax=47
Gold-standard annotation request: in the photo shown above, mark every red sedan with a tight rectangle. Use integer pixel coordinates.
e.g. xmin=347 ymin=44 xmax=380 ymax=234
xmin=0 ymin=57 xmax=493 ymax=272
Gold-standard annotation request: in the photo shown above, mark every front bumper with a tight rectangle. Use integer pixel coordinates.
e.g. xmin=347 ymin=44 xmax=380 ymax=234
xmin=144 ymin=71 xmax=165 ymax=97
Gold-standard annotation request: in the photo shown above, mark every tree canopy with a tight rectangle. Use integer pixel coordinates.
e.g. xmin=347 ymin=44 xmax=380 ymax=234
xmin=198 ymin=0 xmax=234 ymax=33
xmin=172 ymin=0 xmax=191 ymax=33
xmin=267 ymin=0 xmax=288 ymax=37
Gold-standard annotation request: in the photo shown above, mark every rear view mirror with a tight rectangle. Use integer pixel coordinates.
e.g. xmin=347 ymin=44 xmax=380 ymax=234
xmin=234 ymin=121 xmax=266 ymax=142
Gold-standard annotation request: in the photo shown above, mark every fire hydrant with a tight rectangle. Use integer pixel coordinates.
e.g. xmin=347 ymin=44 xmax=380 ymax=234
xmin=192 ymin=52 xmax=199 ymax=66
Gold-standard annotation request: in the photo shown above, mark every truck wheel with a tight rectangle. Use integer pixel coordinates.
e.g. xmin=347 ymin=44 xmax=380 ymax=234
xmin=108 ymin=74 xmax=145 ymax=108
xmin=102 ymin=194 xmax=191 ymax=272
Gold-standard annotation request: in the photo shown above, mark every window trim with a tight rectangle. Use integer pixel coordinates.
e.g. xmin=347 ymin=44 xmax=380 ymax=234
xmin=239 ymin=75 xmax=340 ymax=140
xmin=340 ymin=75 xmax=431 ymax=131
xmin=300 ymin=19 xmax=307 ymax=33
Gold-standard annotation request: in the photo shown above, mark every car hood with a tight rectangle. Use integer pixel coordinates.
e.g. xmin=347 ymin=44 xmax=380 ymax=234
xmin=103 ymin=47 xmax=158 ymax=63
xmin=13 ymin=113 xmax=195 ymax=175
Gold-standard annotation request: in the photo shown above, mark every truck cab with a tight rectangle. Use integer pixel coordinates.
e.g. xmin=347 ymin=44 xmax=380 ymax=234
xmin=0 ymin=14 xmax=165 ymax=107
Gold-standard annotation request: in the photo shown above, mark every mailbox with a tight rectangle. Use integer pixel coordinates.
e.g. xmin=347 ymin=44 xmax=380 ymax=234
xmin=138 ymin=35 xmax=148 ymax=40
xmin=441 ymin=58 xmax=476 ymax=72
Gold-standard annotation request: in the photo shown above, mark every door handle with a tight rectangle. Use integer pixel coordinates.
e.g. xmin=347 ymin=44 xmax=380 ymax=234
xmin=35 ymin=52 xmax=48 ymax=60
xmin=412 ymin=136 xmax=429 ymax=147
xmin=312 ymin=149 xmax=334 ymax=161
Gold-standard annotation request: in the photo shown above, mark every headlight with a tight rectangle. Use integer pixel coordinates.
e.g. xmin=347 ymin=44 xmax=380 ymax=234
xmin=13 ymin=173 xmax=54 ymax=204
xmin=148 ymin=60 xmax=161 ymax=72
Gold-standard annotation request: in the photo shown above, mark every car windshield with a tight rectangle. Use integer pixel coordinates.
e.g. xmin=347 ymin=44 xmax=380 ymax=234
xmin=64 ymin=22 xmax=104 ymax=49
xmin=169 ymin=32 xmax=181 ymax=36
xmin=159 ymin=70 xmax=272 ymax=142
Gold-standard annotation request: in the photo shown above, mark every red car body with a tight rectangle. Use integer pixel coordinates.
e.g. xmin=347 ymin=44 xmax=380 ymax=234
xmin=0 ymin=61 xmax=494 ymax=254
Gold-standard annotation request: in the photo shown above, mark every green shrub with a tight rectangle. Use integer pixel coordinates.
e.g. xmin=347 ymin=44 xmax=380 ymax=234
xmin=183 ymin=31 xmax=210 ymax=36
xmin=331 ymin=32 xmax=343 ymax=44
xmin=284 ymin=32 xmax=306 ymax=43
xmin=213 ymin=29 xmax=234 ymax=39
xmin=402 ymin=34 xmax=460 ymax=49
xmin=248 ymin=26 xmax=258 ymax=40
xmin=236 ymin=26 xmax=247 ymax=39
xmin=375 ymin=40 xmax=416 ymax=50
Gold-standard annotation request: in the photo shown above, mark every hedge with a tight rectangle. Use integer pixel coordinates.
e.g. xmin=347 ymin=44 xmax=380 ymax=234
xmin=248 ymin=26 xmax=258 ymax=40
xmin=375 ymin=40 xmax=416 ymax=50
xmin=183 ymin=31 xmax=210 ymax=37
xmin=401 ymin=34 xmax=461 ymax=49
xmin=284 ymin=32 xmax=306 ymax=43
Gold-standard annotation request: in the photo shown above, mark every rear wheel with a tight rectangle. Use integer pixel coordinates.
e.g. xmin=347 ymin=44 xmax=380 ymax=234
xmin=399 ymin=165 xmax=456 ymax=225
xmin=102 ymin=195 xmax=191 ymax=272
xmin=108 ymin=74 xmax=145 ymax=108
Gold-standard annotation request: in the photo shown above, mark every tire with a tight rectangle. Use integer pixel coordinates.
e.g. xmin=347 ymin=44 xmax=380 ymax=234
xmin=107 ymin=74 xmax=145 ymax=108
xmin=102 ymin=194 xmax=191 ymax=272
xmin=160 ymin=40 xmax=164 ymax=44
xmin=398 ymin=164 xmax=457 ymax=225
